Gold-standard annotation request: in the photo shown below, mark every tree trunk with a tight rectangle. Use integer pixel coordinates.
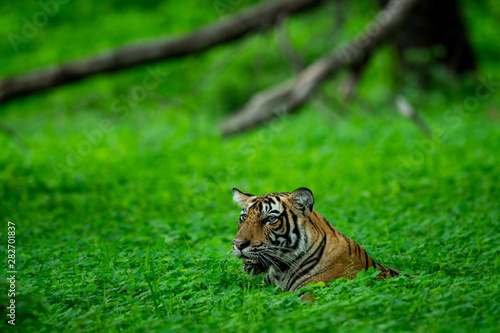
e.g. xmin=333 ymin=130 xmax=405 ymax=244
xmin=377 ymin=0 xmax=476 ymax=74
xmin=0 ymin=0 xmax=329 ymax=104
xmin=221 ymin=0 xmax=421 ymax=136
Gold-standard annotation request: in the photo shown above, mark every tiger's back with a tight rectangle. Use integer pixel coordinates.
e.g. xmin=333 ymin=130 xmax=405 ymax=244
xmin=231 ymin=187 xmax=401 ymax=292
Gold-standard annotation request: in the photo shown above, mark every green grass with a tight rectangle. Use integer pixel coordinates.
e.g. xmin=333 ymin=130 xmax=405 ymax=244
xmin=1 ymin=0 xmax=500 ymax=332
xmin=1 ymin=109 xmax=499 ymax=332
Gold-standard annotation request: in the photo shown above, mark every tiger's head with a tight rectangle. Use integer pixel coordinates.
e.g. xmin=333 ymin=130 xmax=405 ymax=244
xmin=231 ymin=187 xmax=315 ymax=276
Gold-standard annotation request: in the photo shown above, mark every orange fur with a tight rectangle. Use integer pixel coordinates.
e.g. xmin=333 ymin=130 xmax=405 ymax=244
xmin=232 ymin=188 xmax=400 ymax=292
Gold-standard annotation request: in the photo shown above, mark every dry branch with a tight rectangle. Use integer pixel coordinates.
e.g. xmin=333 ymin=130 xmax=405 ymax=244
xmin=0 ymin=122 xmax=28 ymax=149
xmin=339 ymin=52 xmax=371 ymax=101
xmin=275 ymin=17 xmax=339 ymax=122
xmin=0 ymin=0 xmax=329 ymax=104
xmin=221 ymin=0 xmax=421 ymax=136
xmin=395 ymin=95 xmax=432 ymax=138
xmin=275 ymin=17 xmax=305 ymax=72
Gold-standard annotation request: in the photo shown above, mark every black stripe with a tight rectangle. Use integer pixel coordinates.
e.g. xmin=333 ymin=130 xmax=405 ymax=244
xmin=342 ymin=235 xmax=352 ymax=255
xmin=266 ymin=200 xmax=272 ymax=212
xmin=269 ymin=230 xmax=280 ymax=246
xmin=287 ymin=234 xmax=327 ymax=290
xmin=355 ymin=243 xmax=362 ymax=260
xmin=319 ymin=214 xmax=337 ymax=238
xmin=288 ymin=212 xmax=301 ymax=250
xmin=309 ymin=215 xmax=321 ymax=233
xmin=276 ymin=209 xmax=297 ymax=250
xmin=290 ymin=213 xmax=301 ymax=250
xmin=283 ymin=210 xmax=291 ymax=246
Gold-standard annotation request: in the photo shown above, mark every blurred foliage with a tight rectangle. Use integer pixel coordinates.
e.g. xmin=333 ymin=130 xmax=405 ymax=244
xmin=0 ymin=0 xmax=499 ymax=332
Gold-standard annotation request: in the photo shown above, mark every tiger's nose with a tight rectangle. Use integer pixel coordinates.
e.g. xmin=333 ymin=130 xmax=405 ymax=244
xmin=234 ymin=239 xmax=250 ymax=250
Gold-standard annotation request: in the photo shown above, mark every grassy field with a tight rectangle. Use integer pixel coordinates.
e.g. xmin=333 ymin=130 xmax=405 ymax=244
xmin=1 ymin=0 xmax=500 ymax=332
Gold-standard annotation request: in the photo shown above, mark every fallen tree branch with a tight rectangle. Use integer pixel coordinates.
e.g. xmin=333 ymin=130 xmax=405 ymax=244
xmin=0 ymin=122 xmax=28 ymax=149
xmin=0 ymin=0 xmax=329 ymax=104
xmin=339 ymin=52 xmax=371 ymax=101
xmin=395 ymin=95 xmax=432 ymax=138
xmin=221 ymin=0 xmax=421 ymax=136
xmin=275 ymin=16 xmax=339 ymax=122
xmin=275 ymin=16 xmax=305 ymax=72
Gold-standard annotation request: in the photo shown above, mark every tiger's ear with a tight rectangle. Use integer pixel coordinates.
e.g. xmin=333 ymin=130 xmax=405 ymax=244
xmin=232 ymin=188 xmax=254 ymax=208
xmin=290 ymin=188 xmax=314 ymax=215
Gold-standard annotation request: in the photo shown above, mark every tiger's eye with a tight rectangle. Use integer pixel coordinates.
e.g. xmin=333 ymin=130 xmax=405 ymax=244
xmin=268 ymin=216 xmax=277 ymax=223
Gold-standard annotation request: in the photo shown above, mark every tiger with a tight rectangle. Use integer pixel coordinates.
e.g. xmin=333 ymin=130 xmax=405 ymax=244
xmin=231 ymin=187 xmax=402 ymax=292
